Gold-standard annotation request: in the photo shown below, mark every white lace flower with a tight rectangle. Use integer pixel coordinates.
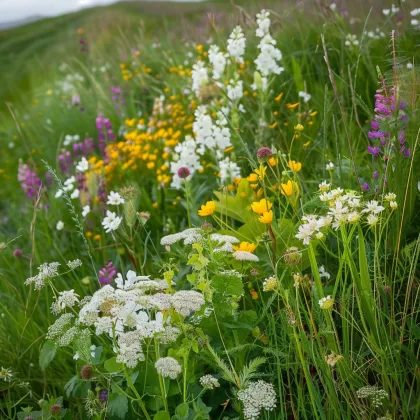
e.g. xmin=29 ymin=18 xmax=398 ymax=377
xmin=200 ymin=374 xmax=220 ymax=389
xmin=232 ymin=251 xmax=259 ymax=262
xmin=155 ymin=357 xmax=182 ymax=379
xmin=238 ymin=380 xmax=277 ymax=420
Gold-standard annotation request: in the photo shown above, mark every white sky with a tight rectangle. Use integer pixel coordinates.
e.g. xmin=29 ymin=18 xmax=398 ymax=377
xmin=0 ymin=0 xmax=204 ymax=22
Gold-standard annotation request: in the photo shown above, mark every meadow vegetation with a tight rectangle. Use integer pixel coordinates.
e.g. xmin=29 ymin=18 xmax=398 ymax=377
xmin=0 ymin=1 xmax=419 ymax=419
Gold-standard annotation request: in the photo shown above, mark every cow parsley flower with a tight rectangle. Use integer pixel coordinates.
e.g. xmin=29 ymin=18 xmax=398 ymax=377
xmin=102 ymin=210 xmax=122 ymax=233
xmin=357 ymin=385 xmax=388 ymax=408
xmin=155 ymin=357 xmax=182 ymax=379
xmin=237 ymin=380 xmax=277 ymax=420
xmin=232 ymin=251 xmax=259 ymax=262
xmin=67 ymin=259 xmax=82 ymax=270
xmin=51 ymin=290 xmax=80 ymax=314
xmin=25 ymin=261 xmax=61 ymax=289
xmin=171 ymin=290 xmax=205 ymax=317
xmin=200 ymin=374 xmax=220 ymax=389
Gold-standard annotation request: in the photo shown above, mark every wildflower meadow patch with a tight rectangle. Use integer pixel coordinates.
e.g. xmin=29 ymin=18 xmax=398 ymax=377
xmin=0 ymin=1 xmax=419 ymax=419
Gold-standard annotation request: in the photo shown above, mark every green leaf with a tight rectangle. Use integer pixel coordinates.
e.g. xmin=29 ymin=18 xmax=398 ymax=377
xmin=64 ymin=376 xmax=78 ymax=397
xmin=211 ymin=274 xmax=244 ymax=298
xmin=39 ymin=341 xmax=56 ymax=370
xmin=154 ymin=412 xmax=171 ymax=420
xmin=108 ymin=394 xmax=128 ymax=419
xmin=175 ymin=403 xmax=189 ymax=418
xmin=104 ymin=357 xmax=124 ymax=373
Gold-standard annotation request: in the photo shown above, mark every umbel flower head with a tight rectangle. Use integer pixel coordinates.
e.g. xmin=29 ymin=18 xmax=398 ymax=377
xmin=155 ymin=357 xmax=182 ymax=379
xmin=237 ymin=380 xmax=277 ymax=420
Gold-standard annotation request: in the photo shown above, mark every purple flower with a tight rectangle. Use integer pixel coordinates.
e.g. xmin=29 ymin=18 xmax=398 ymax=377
xmin=367 ymin=145 xmax=381 ymax=158
xmin=96 ymin=115 xmax=116 ymax=158
xmin=256 ymin=147 xmax=273 ymax=160
xmin=13 ymin=249 xmax=23 ymax=258
xmin=99 ymin=261 xmax=117 ymax=286
xmin=99 ymin=390 xmax=108 ymax=402
xmin=177 ymin=167 xmax=190 ymax=179
xmin=362 ymin=183 xmax=370 ymax=191
xmin=18 ymin=164 xmax=42 ymax=199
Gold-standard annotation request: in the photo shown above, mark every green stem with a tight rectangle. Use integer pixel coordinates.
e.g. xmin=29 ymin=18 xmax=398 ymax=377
xmin=124 ymin=368 xmax=151 ymax=420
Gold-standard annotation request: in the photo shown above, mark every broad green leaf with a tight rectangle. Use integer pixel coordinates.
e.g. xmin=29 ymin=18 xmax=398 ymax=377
xmin=154 ymin=412 xmax=171 ymax=420
xmin=104 ymin=357 xmax=124 ymax=373
xmin=211 ymin=274 xmax=244 ymax=297
xmin=39 ymin=341 xmax=56 ymax=370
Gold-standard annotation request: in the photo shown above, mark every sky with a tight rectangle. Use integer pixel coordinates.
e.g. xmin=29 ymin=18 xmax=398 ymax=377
xmin=0 ymin=0 xmax=205 ymax=22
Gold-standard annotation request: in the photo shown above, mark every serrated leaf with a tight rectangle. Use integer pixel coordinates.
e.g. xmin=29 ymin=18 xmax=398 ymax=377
xmin=39 ymin=341 xmax=56 ymax=370
xmin=211 ymin=274 xmax=244 ymax=297
xmin=108 ymin=394 xmax=128 ymax=419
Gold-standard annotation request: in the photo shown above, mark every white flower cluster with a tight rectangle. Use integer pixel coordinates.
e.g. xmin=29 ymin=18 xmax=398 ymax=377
xmin=193 ymin=106 xmax=232 ymax=157
xmin=191 ymin=60 xmax=209 ymax=96
xmin=227 ymin=26 xmax=246 ymax=63
xmin=237 ymin=380 xmax=277 ymax=420
xmin=345 ymin=34 xmax=359 ymax=48
xmin=76 ymin=157 xmax=89 ymax=172
xmin=226 ymin=78 xmax=244 ymax=101
xmin=63 ymin=134 xmax=80 ymax=146
xmin=155 ymin=357 xmax=182 ymax=379
xmin=55 ymin=176 xmax=79 ymax=199
xmin=51 ymin=289 xmax=80 ymax=315
xmin=107 ymin=191 xmax=125 ymax=206
xmin=357 ymin=385 xmax=388 ymax=408
xmin=161 ymin=227 xmax=203 ymax=246
xmin=365 ymin=28 xmax=386 ymax=39
xmin=200 ymin=374 xmax=220 ymax=389
xmin=296 ymin=188 xmax=396 ymax=245
xmin=382 ymin=4 xmax=399 ymax=16
xmin=169 ymin=136 xmax=203 ymax=189
xmin=48 ymin=270 xmax=205 ymax=367
xmin=56 ymin=72 xmax=84 ymax=95
xmin=25 ymin=262 xmax=61 ymax=290
xmin=232 ymin=251 xmax=259 ymax=262
xmin=208 ymin=45 xmax=227 ymax=80
xmin=67 ymin=259 xmax=82 ymax=270
xmin=219 ymin=157 xmax=241 ymax=184
xmin=254 ymin=10 xmax=284 ymax=78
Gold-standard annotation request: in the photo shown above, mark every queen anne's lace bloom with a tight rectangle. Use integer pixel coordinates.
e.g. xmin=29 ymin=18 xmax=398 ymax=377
xmin=200 ymin=374 xmax=220 ymax=389
xmin=25 ymin=262 xmax=61 ymax=290
xmin=171 ymin=290 xmax=205 ymax=317
xmin=237 ymin=380 xmax=277 ymax=420
xmin=232 ymin=251 xmax=259 ymax=262
xmin=155 ymin=357 xmax=182 ymax=379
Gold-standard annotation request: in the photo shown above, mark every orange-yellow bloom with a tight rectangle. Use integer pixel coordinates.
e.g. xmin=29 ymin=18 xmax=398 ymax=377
xmin=268 ymin=157 xmax=279 ymax=167
xmin=254 ymin=166 xmax=266 ymax=180
xmin=258 ymin=210 xmax=273 ymax=224
xmin=233 ymin=241 xmax=257 ymax=252
xmin=294 ymin=124 xmax=304 ymax=132
xmin=251 ymin=198 xmax=272 ymax=215
xmin=198 ymin=201 xmax=215 ymax=216
xmin=247 ymin=173 xmax=258 ymax=182
xmin=288 ymin=160 xmax=302 ymax=173
xmin=274 ymin=92 xmax=284 ymax=102
xmin=280 ymin=180 xmax=298 ymax=196
xmin=286 ymin=102 xmax=300 ymax=109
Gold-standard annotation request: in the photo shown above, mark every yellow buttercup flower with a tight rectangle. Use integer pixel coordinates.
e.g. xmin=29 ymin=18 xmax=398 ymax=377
xmin=247 ymin=173 xmax=258 ymax=182
xmin=280 ymin=180 xmax=298 ymax=196
xmin=286 ymin=102 xmax=299 ymax=109
xmin=268 ymin=157 xmax=279 ymax=167
xmin=251 ymin=198 xmax=272 ymax=215
xmin=233 ymin=241 xmax=257 ymax=252
xmin=294 ymin=124 xmax=304 ymax=132
xmin=258 ymin=210 xmax=273 ymax=224
xmin=198 ymin=201 xmax=215 ymax=217
xmin=288 ymin=160 xmax=302 ymax=172
xmin=274 ymin=92 xmax=284 ymax=102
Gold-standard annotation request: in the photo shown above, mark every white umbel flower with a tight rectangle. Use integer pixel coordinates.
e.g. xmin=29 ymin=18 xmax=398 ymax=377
xmin=56 ymin=221 xmax=64 ymax=230
xmin=171 ymin=290 xmax=205 ymax=317
xmin=237 ymin=380 xmax=277 ymax=420
xmin=232 ymin=251 xmax=259 ymax=262
xmin=200 ymin=374 xmax=220 ymax=389
xmin=102 ymin=210 xmax=122 ymax=233
xmin=82 ymin=205 xmax=90 ymax=217
xmin=155 ymin=357 xmax=182 ymax=379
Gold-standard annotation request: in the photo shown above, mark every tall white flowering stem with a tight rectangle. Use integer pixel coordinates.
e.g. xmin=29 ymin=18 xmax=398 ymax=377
xmin=154 ymin=338 xmax=169 ymax=412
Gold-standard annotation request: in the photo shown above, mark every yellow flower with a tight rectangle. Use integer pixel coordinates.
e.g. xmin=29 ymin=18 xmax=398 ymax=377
xmin=268 ymin=157 xmax=279 ymax=167
xmin=294 ymin=124 xmax=304 ymax=132
xmin=224 ymin=146 xmax=234 ymax=153
xmin=250 ymin=289 xmax=259 ymax=300
xmin=286 ymin=102 xmax=299 ymax=109
xmin=152 ymin=202 xmax=158 ymax=209
xmin=198 ymin=201 xmax=215 ymax=216
xmin=288 ymin=160 xmax=302 ymax=172
xmin=247 ymin=173 xmax=258 ymax=182
xmin=274 ymin=92 xmax=284 ymax=102
xmin=258 ymin=210 xmax=273 ymax=224
xmin=269 ymin=121 xmax=278 ymax=129
xmin=280 ymin=180 xmax=298 ymax=196
xmin=254 ymin=166 xmax=266 ymax=180
xmin=233 ymin=241 xmax=257 ymax=252
xmin=303 ymin=141 xmax=311 ymax=147
xmin=251 ymin=198 xmax=272 ymax=215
